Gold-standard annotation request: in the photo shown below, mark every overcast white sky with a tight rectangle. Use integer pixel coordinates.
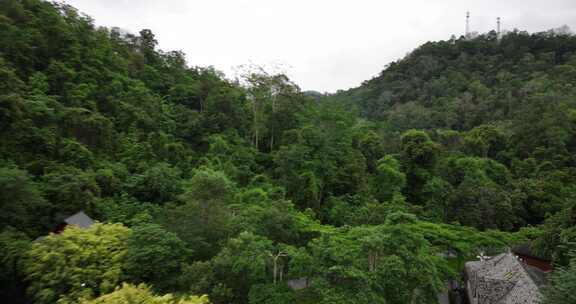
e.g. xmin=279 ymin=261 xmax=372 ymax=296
xmin=64 ymin=0 xmax=576 ymax=93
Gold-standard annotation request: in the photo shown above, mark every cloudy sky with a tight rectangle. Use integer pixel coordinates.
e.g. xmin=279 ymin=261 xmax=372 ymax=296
xmin=64 ymin=0 xmax=576 ymax=93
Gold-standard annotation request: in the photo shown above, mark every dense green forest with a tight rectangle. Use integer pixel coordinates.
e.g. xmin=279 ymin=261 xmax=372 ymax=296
xmin=1 ymin=1 xmax=576 ymax=303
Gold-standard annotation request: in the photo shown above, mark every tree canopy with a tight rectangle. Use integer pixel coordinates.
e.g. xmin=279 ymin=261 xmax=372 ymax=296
xmin=1 ymin=1 xmax=576 ymax=303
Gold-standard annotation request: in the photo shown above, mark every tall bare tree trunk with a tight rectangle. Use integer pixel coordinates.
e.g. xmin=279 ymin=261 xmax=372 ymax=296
xmin=270 ymin=95 xmax=276 ymax=151
xmin=253 ymin=99 xmax=259 ymax=148
xmin=270 ymin=251 xmax=287 ymax=284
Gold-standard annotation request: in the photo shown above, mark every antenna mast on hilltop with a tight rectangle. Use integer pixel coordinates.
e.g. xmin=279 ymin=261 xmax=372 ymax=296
xmin=497 ymin=17 xmax=502 ymax=38
xmin=465 ymin=12 xmax=470 ymax=38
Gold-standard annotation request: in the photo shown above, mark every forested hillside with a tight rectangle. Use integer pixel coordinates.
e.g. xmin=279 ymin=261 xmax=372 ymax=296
xmin=1 ymin=1 xmax=575 ymax=304
xmin=327 ymin=27 xmax=576 ymax=252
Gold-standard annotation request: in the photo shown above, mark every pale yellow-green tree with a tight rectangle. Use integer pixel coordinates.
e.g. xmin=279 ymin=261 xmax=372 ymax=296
xmin=25 ymin=223 xmax=131 ymax=304
xmin=80 ymin=283 xmax=209 ymax=304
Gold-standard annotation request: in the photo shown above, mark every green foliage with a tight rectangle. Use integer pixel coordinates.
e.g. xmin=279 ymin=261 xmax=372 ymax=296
xmin=373 ymin=155 xmax=406 ymax=202
xmin=200 ymin=134 xmax=258 ymax=185
xmin=248 ymin=283 xmax=295 ymax=304
xmin=303 ymin=216 xmax=447 ymax=304
xmin=2 ymin=1 xmax=576 ymax=302
xmin=274 ymin=103 xmax=367 ymax=212
xmin=401 ymin=130 xmax=438 ymax=170
xmin=400 ymin=130 xmax=439 ymax=203
xmin=232 ymin=197 xmax=302 ymax=244
xmin=25 ymin=223 xmax=131 ymax=304
xmin=211 ymin=232 xmax=274 ymax=303
xmin=124 ymin=224 xmax=190 ymax=290
xmin=161 ymin=168 xmax=235 ymax=259
xmin=184 ymin=167 xmax=236 ymax=203
xmin=0 ymin=229 xmax=31 ymax=301
xmin=97 ymin=195 xmax=160 ymax=227
xmin=41 ymin=166 xmax=100 ymax=217
xmin=463 ymin=124 xmax=507 ymax=158
xmin=542 ymin=251 xmax=576 ymax=304
xmin=440 ymin=157 xmax=518 ymax=229
xmin=80 ymin=283 xmax=209 ymax=304
xmin=533 ymin=204 xmax=576 ymax=265
xmin=353 ymin=128 xmax=385 ymax=173
xmin=127 ymin=163 xmax=182 ymax=204
xmin=0 ymin=166 xmax=51 ymax=235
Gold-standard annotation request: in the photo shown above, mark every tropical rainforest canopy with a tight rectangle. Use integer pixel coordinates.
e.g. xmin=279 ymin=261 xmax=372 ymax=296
xmin=1 ymin=1 xmax=576 ymax=303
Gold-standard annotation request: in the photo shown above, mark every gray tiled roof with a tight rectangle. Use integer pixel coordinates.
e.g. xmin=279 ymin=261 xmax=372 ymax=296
xmin=64 ymin=211 xmax=95 ymax=229
xmin=287 ymin=278 xmax=309 ymax=290
xmin=465 ymin=253 xmax=542 ymax=304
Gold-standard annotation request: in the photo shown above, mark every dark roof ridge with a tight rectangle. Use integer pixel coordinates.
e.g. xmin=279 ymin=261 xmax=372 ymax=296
xmin=520 ymin=261 xmax=548 ymax=287
xmin=491 ymin=252 xmax=508 ymax=266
